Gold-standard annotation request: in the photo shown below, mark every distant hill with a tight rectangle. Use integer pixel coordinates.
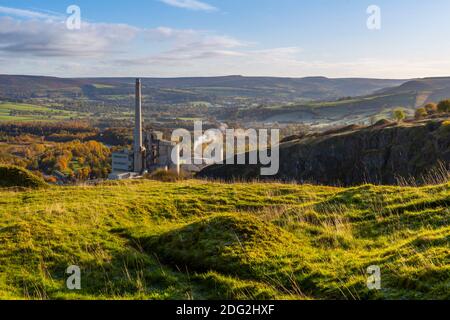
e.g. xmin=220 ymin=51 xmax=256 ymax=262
xmin=247 ymin=77 xmax=450 ymax=124
xmin=0 ymin=75 xmax=84 ymax=98
xmin=0 ymin=74 xmax=405 ymax=104
xmin=376 ymin=77 xmax=450 ymax=105
xmin=3 ymin=74 xmax=450 ymax=124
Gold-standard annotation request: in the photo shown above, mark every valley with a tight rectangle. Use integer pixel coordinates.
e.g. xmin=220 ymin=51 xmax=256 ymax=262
xmin=0 ymin=75 xmax=410 ymax=126
xmin=2 ymin=75 xmax=450 ymax=129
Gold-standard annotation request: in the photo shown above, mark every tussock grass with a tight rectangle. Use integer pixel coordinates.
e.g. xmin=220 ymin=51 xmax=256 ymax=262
xmin=0 ymin=179 xmax=448 ymax=300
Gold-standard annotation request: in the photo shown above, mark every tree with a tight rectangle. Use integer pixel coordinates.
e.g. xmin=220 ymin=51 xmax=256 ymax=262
xmin=437 ymin=99 xmax=450 ymax=113
xmin=76 ymin=167 xmax=90 ymax=180
xmin=56 ymin=157 xmax=69 ymax=171
xmin=415 ymin=107 xmax=427 ymax=119
xmin=424 ymin=103 xmax=438 ymax=115
xmin=45 ymin=176 xmax=58 ymax=184
xmin=393 ymin=108 xmax=406 ymax=122
xmin=369 ymin=115 xmax=378 ymax=125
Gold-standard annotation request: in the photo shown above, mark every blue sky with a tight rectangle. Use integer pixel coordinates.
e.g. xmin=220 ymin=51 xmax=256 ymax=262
xmin=0 ymin=0 xmax=450 ymax=78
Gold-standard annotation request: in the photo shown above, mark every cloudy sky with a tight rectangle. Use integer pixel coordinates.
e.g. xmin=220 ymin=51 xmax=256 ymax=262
xmin=1 ymin=0 xmax=450 ymax=78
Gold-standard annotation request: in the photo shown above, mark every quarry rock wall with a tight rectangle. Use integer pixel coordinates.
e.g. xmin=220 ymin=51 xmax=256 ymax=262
xmin=199 ymin=121 xmax=450 ymax=186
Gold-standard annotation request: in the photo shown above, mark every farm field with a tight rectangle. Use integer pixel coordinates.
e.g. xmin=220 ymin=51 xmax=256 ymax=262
xmin=0 ymin=102 xmax=83 ymax=122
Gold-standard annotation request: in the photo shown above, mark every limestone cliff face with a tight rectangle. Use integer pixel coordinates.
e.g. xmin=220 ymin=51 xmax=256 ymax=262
xmin=199 ymin=120 xmax=450 ymax=186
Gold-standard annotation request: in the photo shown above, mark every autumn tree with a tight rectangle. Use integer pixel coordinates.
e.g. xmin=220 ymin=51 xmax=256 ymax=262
xmin=437 ymin=99 xmax=450 ymax=113
xmin=393 ymin=108 xmax=406 ymax=122
xmin=424 ymin=103 xmax=438 ymax=115
xmin=415 ymin=107 xmax=427 ymax=119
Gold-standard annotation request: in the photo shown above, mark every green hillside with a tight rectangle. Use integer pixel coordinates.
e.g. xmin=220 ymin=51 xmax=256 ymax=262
xmin=0 ymin=102 xmax=79 ymax=122
xmin=248 ymin=77 xmax=450 ymax=123
xmin=0 ymin=179 xmax=448 ymax=300
xmin=0 ymin=75 xmax=405 ymax=103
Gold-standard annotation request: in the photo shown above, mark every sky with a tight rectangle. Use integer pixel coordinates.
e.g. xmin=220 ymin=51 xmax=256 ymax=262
xmin=0 ymin=0 xmax=450 ymax=78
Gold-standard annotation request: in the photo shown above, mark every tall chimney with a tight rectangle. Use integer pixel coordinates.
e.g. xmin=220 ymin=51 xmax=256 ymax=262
xmin=134 ymin=78 xmax=144 ymax=173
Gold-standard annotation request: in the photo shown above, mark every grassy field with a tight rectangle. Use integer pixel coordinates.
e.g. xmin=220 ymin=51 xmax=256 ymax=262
xmin=0 ymin=179 xmax=448 ymax=300
xmin=0 ymin=102 xmax=80 ymax=122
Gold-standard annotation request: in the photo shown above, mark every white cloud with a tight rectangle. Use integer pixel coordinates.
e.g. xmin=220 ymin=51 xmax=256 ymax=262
xmin=0 ymin=13 xmax=308 ymax=77
xmin=1 ymin=6 xmax=448 ymax=78
xmin=146 ymin=26 xmax=200 ymax=41
xmin=0 ymin=16 xmax=139 ymax=57
xmin=117 ymin=27 xmax=248 ymax=66
xmin=159 ymin=0 xmax=217 ymax=12
xmin=248 ymin=47 xmax=303 ymax=63
xmin=0 ymin=5 xmax=62 ymax=20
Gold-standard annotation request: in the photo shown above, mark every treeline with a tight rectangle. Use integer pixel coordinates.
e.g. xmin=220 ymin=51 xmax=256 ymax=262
xmin=0 ymin=139 xmax=111 ymax=181
xmin=0 ymin=121 xmax=95 ymax=137
xmin=97 ymin=128 xmax=133 ymax=146
xmin=9 ymin=110 xmax=67 ymax=117
xmin=0 ymin=120 xmax=139 ymax=182
xmin=0 ymin=120 xmax=138 ymax=147
xmin=37 ymin=140 xmax=111 ymax=180
xmin=415 ymin=100 xmax=450 ymax=119
xmin=54 ymin=101 xmax=126 ymax=114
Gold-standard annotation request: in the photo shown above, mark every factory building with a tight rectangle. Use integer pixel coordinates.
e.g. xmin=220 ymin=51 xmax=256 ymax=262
xmin=111 ymin=151 xmax=133 ymax=172
xmin=109 ymin=79 xmax=180 ymax=180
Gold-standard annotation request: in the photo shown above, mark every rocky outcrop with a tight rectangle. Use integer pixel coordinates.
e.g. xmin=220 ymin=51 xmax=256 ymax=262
xmin=199 ymin=120 xmax=450 ymax=186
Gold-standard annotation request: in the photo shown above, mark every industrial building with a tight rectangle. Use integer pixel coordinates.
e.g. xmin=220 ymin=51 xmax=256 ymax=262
xmin=109 ymin=79 xmax=180 ymax=180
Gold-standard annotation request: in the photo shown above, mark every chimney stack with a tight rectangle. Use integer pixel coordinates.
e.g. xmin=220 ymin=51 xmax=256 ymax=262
xmin=134 ymin=78 xmax=144 ymax=173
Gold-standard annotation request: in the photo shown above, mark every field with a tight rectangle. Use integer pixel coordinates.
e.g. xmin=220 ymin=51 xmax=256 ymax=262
xmin=0 ymin=179 xmax=448 ymax=300
xmin=0 ymin=102 xmax=81 ymax=122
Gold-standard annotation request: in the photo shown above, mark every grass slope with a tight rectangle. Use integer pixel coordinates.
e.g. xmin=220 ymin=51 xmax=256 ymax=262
xmin=0 ymin=180 xmax=448 ymax=300
xmin=0 ymin=165 xmax=47 ymax=189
